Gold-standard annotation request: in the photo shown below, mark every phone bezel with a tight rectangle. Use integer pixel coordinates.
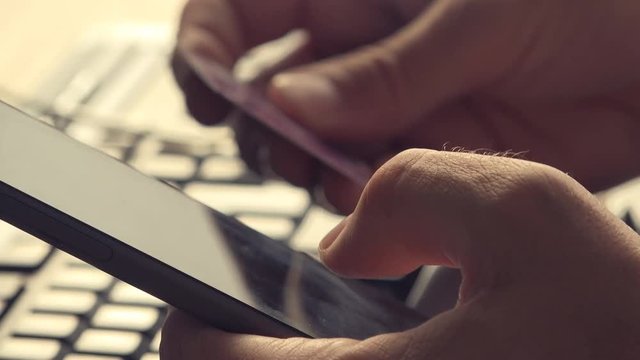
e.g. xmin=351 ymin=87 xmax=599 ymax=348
xmin=0 ymin=180 xmax=308 ymax=338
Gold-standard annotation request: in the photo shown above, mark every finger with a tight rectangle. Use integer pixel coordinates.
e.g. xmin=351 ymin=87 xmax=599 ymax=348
xmin=317 ymin=149 xmax=627 ymax=300
xmin=171 ymin=50 xmax=232 ymax=125
xmin=231 ymin=110 xmax=323 ymax=184
xmin=267 ymin=131 xmax=319 ymax=187
xmin=319 ymin=149 xmax=531 ymax=276
xmin=230 ymin=112 xmax=271 ymax=176
xmin=268 ymin=0 xmax=543 ymax=142
xmin=264 ymin=135 xmax=365 ymax=214
xmin=317 ymin=168 xmax=364 ymax=214
xmin=161 ymin=310 xmax=362 ymax=360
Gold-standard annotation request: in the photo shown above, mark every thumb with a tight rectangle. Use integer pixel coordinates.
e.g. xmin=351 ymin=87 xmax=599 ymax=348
xmin=268 ymin=0 xmax=540 ymax=142
xmin=318 ymin=149 xmax=613 ymax=300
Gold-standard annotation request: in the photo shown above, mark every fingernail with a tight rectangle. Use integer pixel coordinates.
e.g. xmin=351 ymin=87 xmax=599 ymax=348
xmin=319 ymin=216 xmax=350 ymax=251
xmin=270 ymin=73 xmax=340 ymax=115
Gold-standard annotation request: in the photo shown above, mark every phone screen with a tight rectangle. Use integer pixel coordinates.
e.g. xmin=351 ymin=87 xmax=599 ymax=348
xmin=0 ymin=102 xmax=424 ymax=339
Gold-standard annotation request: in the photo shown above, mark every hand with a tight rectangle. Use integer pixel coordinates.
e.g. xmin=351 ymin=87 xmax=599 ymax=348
xmin=172 ymin=0 xmax=640 ymax=213
xmin=161 ymin=149 xmax=640 ymax=359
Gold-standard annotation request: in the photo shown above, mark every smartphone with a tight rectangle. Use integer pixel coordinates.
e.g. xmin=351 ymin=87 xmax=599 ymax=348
xmin=0 ymin=101 xmax=425 ymax=339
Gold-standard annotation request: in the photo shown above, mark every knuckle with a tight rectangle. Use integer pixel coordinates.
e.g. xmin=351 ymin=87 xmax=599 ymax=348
xmin=363 ymin=149 xmax=427 ymax=207
xmin=372 ymin=149 xmax=427 ymax=187
xmin=342 ymin=42 xmax=411 ymax=121
xmin=361 ymin=43 xmax=408 ymax=112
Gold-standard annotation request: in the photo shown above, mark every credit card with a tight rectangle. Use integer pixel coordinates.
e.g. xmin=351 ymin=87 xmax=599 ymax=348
xmin=183 ymin=48 xmax=371 ymax=186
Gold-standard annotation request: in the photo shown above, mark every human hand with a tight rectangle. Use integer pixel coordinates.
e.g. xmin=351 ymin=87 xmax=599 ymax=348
xmin=173 ymin=0 xmax=640 ymax=213
xmin=161 ymin=149 xmax=640 ymax=359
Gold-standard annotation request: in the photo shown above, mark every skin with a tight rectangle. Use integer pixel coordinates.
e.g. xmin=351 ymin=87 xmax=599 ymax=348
xmin=166 ymin=0 xmax=640 ymax=358
xmin=172 ymin=0 xmax=640 ymax=213
xmin=161 ymin=149 xmax=640 ymax=359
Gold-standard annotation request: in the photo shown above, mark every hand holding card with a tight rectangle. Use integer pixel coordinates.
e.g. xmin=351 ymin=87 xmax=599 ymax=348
xmin=183 ymin=41 xmax=372 ymax=186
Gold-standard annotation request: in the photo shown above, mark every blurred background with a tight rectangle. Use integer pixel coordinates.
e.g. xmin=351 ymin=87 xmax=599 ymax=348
xmin=0 ymin=0 xmax=196 ymax=134
xmin=1 ymin=1 xmax=180 ymax=104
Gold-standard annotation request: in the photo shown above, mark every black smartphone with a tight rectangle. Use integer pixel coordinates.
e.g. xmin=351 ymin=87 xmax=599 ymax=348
xmin=0 ymin=101 xmax=425 ymax=339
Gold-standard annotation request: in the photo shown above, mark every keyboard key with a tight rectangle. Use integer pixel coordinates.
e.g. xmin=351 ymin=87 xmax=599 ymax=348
xmin=59 ymin=252 xmax=94 ymax=268
xmin=0 ymin=274 xmax=24 ymax=300
xmin=50 ymin=266 xmax=113 ymax=291
xmin=602 ymin=177 xmax=640 ymax=218
xmin=33 ymin=289 xmax=98 ymax=314
xmin=52 ymin=42 xmax=132 ymax=117
xmin=157 ymin=137 xmax=216 ymax=158
xmin=0 ymin=231 xmax=51 ymax=270
xmin=51 ymin=266 xmax=113 ymax=291
xmin=236 ymin=215 xmax=295 ymax=239
xmin=92 ymin=305 xmax=159 ymax=332
xmin=0 ymin=337 xmax=61 ymax=360
xmin=64 ymin=124 xmax=132 ymax=161
xmin=290 ymin=206 xmax=345 ymax=254
xmin=14 ymin=313 xmax=79 ymax=339
xmin=130 ymin=154 xmax=197 ymax=180
xmin=98 ymin=147 xmax=126 ymax=160
xmin=64 ymin=355 xmax=123 ymax=360
xmin=199 ymin=156 xmax=247 ymax=181
xmin=75 ymin=329 xmax=142 ymax=356
xmin=0 ymin=221 xmax=16 ymax=243
xmin=36 ymin=115 xmax=56 ymax=126
xmin=109 ymin=282 xmax=165 ymax=307
xmin=204 ymin=126 xmax=235 ymax=143
xmin=85 ymin=46 xmax=165 ymax=120
xmin=141 ymin=353 xmax=160 ymax=360
xmin=149 ymin=331 xmax=161 ymax=352
xmin=212 ymin=137 xmax=239 ymax=157
xmin=130 ymin=137 xmax=162 ymax=158
xmin=185 ymin=181 xmax=310 ymax=216
xmin=65 ymin=123 xmax=108 ymax=147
